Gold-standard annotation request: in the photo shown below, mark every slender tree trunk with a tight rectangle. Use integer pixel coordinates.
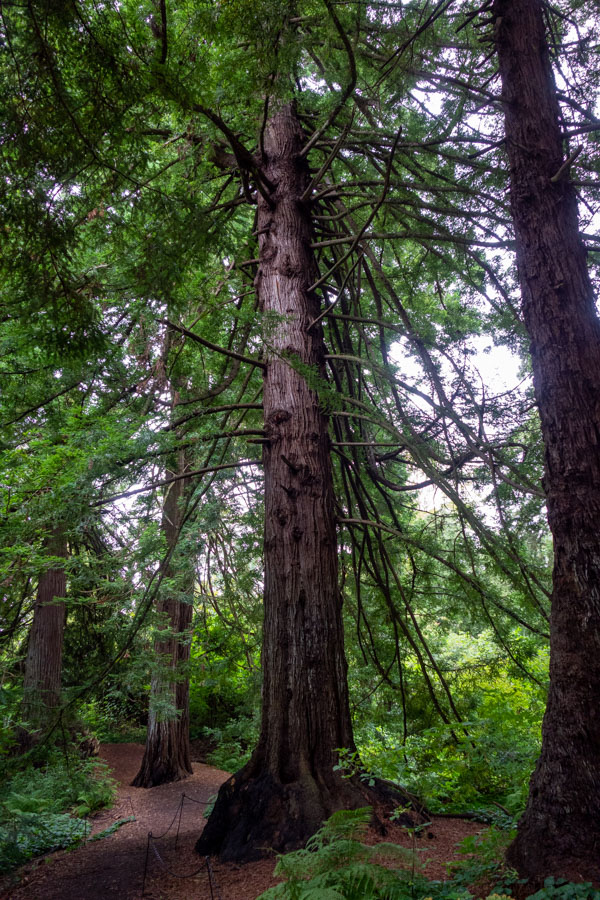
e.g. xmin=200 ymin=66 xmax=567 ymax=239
xmin=132 ymin=445 xmax=193 ymax=787
xmin=20 ymin=527 xmax=68 ymax=746
xmin=493 ymin=0 xmax=600 ymax=882
xmin=196 ymin=103 xmax=409 ymax=862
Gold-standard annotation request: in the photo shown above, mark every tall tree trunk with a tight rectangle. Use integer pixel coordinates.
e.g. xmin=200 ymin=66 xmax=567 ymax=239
xmin=132 ymin=445 xmax=194 ymax=787
xmin=196 ymin=103 xmax=407 ymax=863
xmin=20 ymin=527 xmax=68 ymax=746
xmin=493 ymin=0 xmax=600 ymax=883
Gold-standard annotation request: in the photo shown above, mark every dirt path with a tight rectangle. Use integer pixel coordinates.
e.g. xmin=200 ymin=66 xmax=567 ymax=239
xmin=1 ymin=744 xmax=485 ymax=900
xmin=0 ymin=744 xmax=280 ymax=900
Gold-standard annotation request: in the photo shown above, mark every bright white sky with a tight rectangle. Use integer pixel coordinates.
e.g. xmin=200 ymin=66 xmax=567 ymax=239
xmin=389 ymin=335 xmax=528 ymax=513
xmin=389 ymin=335 xmax=525 ymax=404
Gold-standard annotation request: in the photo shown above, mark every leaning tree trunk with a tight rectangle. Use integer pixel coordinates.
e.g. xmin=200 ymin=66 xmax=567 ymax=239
xmin=493 ymin=0 xmax=600 ymax=883
xmin=132 ymin=444 xmax=193 ymax=787
xmin=196 ymin=103 xmax=408 ymax=862
xmin=20 ymin=527 xmax=68 ymax=747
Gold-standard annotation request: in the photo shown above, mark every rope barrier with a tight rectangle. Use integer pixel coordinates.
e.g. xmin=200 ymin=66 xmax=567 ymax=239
xmin=206 ymin=855 xmax=223 ymax=900
xmin=181 ymin=791 xmax=216 ymax=805
xmin=140 ymin=791 xmax=223 ymax=898
xmin=149 ymin=836 xmax=208 ymax=878
xmin=151 ymin=793 xmax=185 ymax=840
xmin=174 ymin=793 xmax=184 ymax=849
xmin=141 ymin=832 xmax=151 ymax=898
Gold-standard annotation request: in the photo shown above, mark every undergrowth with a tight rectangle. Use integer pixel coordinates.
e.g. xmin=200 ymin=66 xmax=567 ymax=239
xmin=257 ymin=807 xmax=416 ymax=900
xmin=0 ymin=755 xmax=116 ymax=874
xmin=256 ymin=808 xmax=600 ymax=900
xmin=202 ymin=716 xmax=258 ymax=771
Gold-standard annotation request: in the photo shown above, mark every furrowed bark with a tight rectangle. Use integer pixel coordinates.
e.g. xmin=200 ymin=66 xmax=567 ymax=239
xmin=132 ymin=444 xmax=193 ymax=787
xmin=196 ymin=103 xmax=414 ymax=862
xmin=20 ymin=528 xmax=68 ymax=747
xmin=493 ymin=0 xmax=600 ymax=883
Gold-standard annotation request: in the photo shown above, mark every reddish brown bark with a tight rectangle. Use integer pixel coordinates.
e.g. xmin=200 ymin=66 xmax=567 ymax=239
xmin=494 ymin=0 xmax=600 ymax=883
xmin=132 ymin=446 xmax=193 ymax=787
xmin=196 ymin=103 xmax=408 ymax=862
xmin=20 ymin=528 xmax=68 ymax=745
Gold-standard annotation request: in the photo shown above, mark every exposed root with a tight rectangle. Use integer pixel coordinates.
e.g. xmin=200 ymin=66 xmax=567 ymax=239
xmin=196 ymin=762 xmax=427 ymax=862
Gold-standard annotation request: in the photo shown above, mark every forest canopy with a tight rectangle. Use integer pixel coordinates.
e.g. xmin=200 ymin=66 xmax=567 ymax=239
xmin=1 ymin=0 xmax=599 ymax=892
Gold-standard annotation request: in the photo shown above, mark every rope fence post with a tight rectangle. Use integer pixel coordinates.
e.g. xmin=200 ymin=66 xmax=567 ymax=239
xmin=206 ymin=854 xmax=225 ymax=900
xmin=141 ymin=831 xmax=151 ymax=898
xmin=206 ymin=856 xmax=215 ymax=900
xmin=138 ymin=792 xmax=223 ymax=898
xmin=174 ymin=792 xmax=184 ymax=849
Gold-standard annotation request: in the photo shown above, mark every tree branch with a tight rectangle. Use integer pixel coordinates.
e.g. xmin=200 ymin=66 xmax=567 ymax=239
xmin=159 ymin=319 xmax=266 ymax=370
xmin=94 ymin=460 xmax=262 ymax=507
xmin=301 ymin=0 xmax=357 ymax=157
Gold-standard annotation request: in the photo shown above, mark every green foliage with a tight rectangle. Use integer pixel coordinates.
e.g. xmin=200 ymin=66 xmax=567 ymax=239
xmin=2 ymin=0 xmax=597 ymax=887
xmin=258 ymin=807 xmax=416 ymax=900
xmin=256 ymin=805 xmax=599 ymax=900
xmin=188 ymin=603 xmax=260 ymax=757
xmin=0 ymin=684 xmax=21 ymax=760
xmin=352 ymin=659 xmax=546 ymax=818
xmin=87 ymin=816 xmax=135 ymax=842
xmin=79 ymin=691 xmax=146 ymax=744
xmin=203 ymin=716 xmax=259 ymax=772
xmin=527 ymin=879 xmax=600 ymax=900
xmin=0 ymin=813 xmax=89 ymax=873
xmin=0 ymin=757 xmax=116 ymax=873
xmin=1 ymin=757 xmax=116 ymax=818
xmin=256 ymin=808 xmax=548 ymax=900
xmin=456 ymin=828 xmax=515 ymax=869
xmin=449 ymin=827 xmax=518 ymax=896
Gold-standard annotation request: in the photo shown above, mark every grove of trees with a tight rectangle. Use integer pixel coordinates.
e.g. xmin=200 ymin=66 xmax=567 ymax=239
xmin=1 ymin=0 xmax=599 ymax=890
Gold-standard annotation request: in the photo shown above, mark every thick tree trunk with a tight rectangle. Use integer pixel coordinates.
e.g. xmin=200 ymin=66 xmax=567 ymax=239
xmin=196 ymin=103 xmax=409 ymax=862
xmin=494 ymin=0 xmax=600 ymax=883
xmin=132 ymin=446 xmax=193 ymax=787
xmin=20 ymin=528 xmax=68 ymax=746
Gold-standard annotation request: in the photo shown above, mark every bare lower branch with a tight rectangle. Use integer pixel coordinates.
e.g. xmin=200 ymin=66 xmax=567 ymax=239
xmin=159 ymin=319 xmax=266 ymax=370
xmin=94 ymin=460 xmax=262 ymax=507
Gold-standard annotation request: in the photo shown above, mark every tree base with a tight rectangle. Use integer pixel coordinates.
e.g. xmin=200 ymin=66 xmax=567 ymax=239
xmin=131 ymin=755 xmax=193 ymax=788
xmin=506 ymin=817 xmax=600 ymax=886
xmin=196 ymin=760 xmax=426 ymax=862
xmin=131 ymin=717 xmax=193 ymax=788
xmin=131 ymin=742 xmax=193 ymax=788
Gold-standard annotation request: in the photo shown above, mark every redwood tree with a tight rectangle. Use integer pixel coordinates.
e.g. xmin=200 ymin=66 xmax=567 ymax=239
xmin=493 ymin=0 xmax=600 ymax=882
xmin=196 ymin=103 xmax=406 ymax=861
xmin=132 ymin=445 xmax=193 ymax=787
xmin=1 ymin=0 xmax=572 ymax=866
xmin=132 ymin=323 xmax=195 ymax=787
xmin=20 ymin=528 xmax=68 ymax=747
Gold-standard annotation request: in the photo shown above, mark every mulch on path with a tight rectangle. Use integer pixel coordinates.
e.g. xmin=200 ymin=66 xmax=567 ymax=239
xmin=0 ymin=743 xmax=485 ymax=900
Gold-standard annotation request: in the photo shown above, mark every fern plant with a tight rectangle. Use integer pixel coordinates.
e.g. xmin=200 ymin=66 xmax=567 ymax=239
xmin=257 ymin=807 xmax=418 ymax=900
xmin=0 ymin=757 xmax=117 ymax=874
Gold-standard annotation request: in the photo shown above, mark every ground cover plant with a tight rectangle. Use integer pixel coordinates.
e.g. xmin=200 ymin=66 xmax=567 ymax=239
xmin=0 ymin=755 xmax=116 ymax=874
xmin=257 ymin=809 xmax=600 ymax=900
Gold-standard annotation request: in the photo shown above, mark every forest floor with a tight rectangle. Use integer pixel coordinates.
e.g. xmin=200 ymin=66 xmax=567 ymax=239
xmin=0 ymin=743 xmax=485 ymax=900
